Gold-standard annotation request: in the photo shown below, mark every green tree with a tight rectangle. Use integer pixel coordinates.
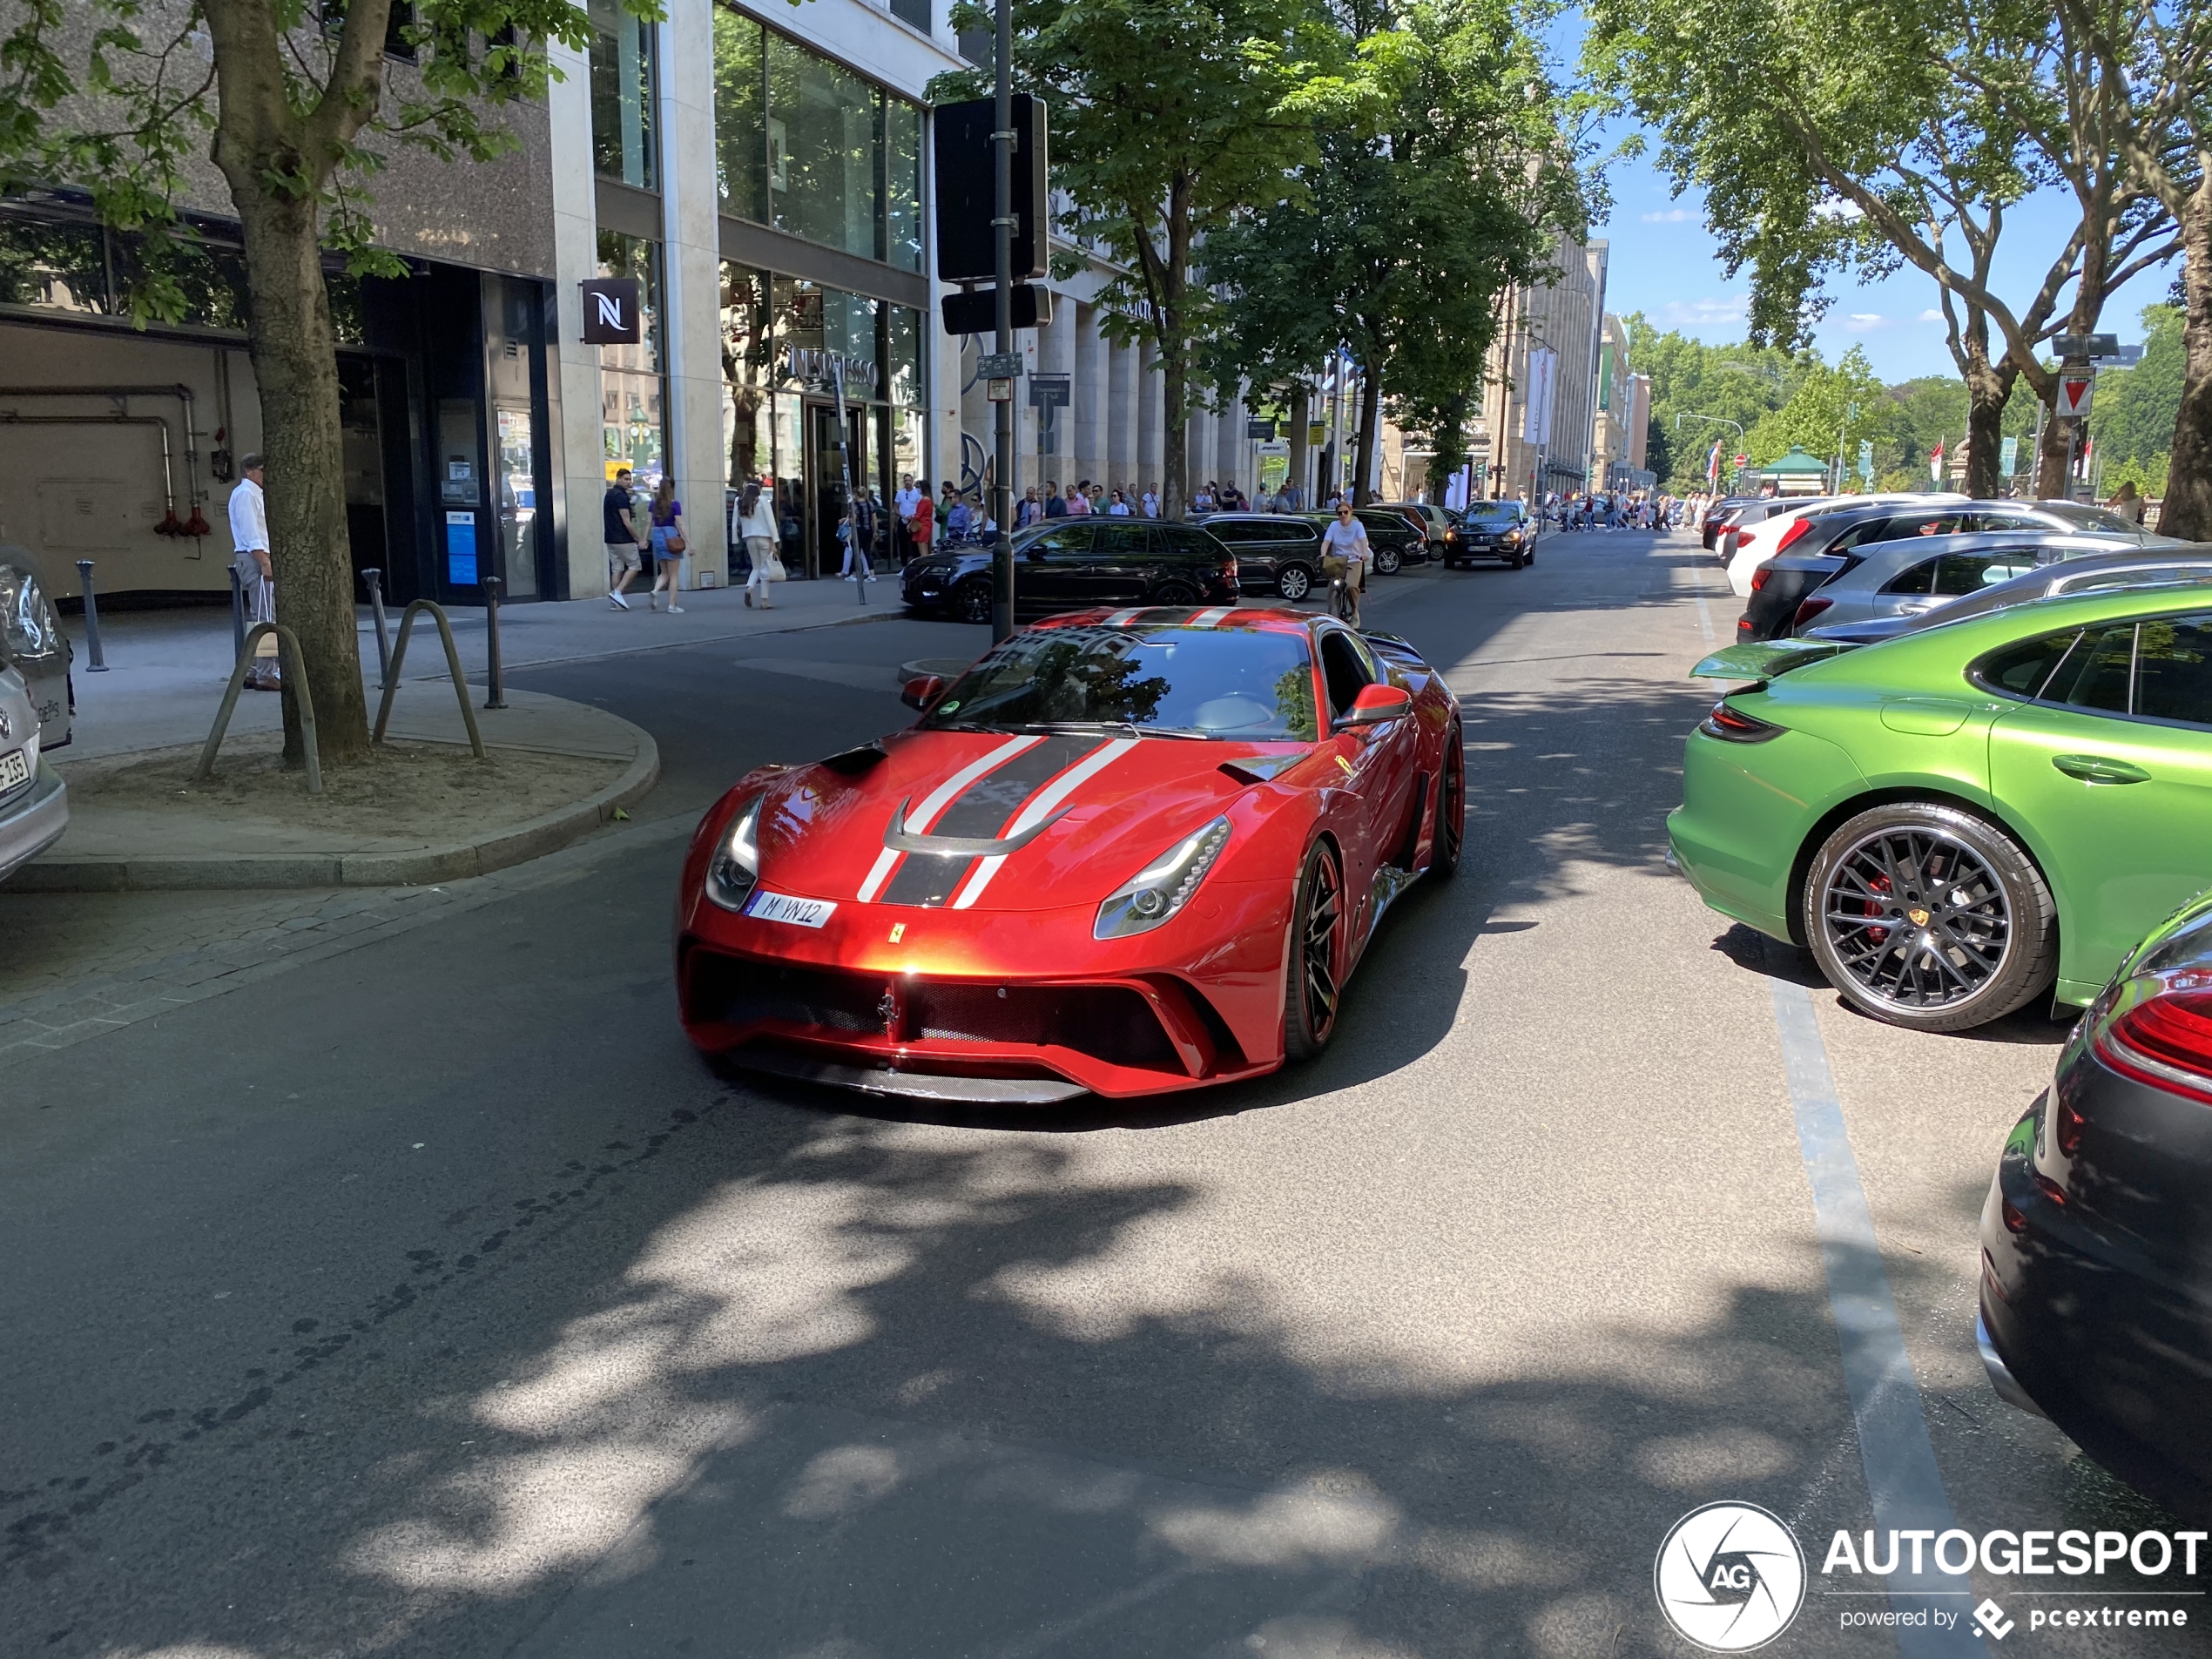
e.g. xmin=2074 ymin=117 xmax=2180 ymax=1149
xmin=0 ymin=0 xmax=642 ymax=766
xmin=1742 ymin=345 xmax=1889 ymax=473
xmin=2087 ymin=304 xmax=2185 ymax=483
xmin=1620 ymin=314 xmax=1798 ymax=490
xmin=935 ymin=0 xmax=1361 ymax=519
xmin=1201 ymin=0 xmax=1585 ymax=502
xmin=1585 ymin=0 xmax=2180 ymax=499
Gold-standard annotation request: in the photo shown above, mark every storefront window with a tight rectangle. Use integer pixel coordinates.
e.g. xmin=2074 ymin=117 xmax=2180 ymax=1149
xmin=589 ymin=0 xmax=656 ymax=191
xmin=712 ymin=11 xmax=767 ymax=223
xmin=720 ymin=264 xmax=775 ymax=488
xmin=597 ymin=230 xmax=664 ymax=482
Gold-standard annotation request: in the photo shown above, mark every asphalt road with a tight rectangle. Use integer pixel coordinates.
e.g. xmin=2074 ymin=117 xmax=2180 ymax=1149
xmin=3 ymin=532 xmax=2198 ymax=1659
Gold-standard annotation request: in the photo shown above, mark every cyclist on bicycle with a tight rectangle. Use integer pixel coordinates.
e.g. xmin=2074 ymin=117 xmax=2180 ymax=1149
xmin=1318 ymin=501 xmax=1369 ymax=624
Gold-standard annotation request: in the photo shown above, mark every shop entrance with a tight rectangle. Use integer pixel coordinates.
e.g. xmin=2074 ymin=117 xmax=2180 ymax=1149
xmin=805 ymin=400 xmax=867 ymax=578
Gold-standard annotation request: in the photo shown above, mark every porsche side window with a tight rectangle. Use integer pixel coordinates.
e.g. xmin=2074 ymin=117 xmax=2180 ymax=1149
xmin=1318 ymin=631 xmax=1371 ymax=717
xmin=1976 ymin=630 xmax=2083 ymax=699
xmin=2047 ymin=624 xmax=2136 ymax=714
xmin=2133 ymin=617 xmax=2212 ymax=727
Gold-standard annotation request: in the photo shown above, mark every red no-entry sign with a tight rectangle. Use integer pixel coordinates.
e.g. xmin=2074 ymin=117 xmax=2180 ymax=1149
xmin=2056 ymin=376 xmax=2094 ymax=418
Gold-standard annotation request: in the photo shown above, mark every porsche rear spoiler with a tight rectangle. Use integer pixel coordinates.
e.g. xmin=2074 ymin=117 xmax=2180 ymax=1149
xmin=1689 ymin=639 xmax=1856 ymax=683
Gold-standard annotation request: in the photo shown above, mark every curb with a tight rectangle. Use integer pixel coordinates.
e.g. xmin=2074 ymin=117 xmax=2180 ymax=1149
xmin=16 ymin=730 xmax=662 ymax=894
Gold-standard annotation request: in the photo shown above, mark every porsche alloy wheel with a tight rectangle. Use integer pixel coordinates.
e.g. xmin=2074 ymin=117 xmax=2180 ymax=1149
xmin=954 ymin=578 xmax=993 ymax=625
xmin=1276 ymin=564 xmax=1312 ymax=601
xmin=1284 ymin=842 xmax=1346 ymax=1059
xmin=1803 ymin=803 xmax=2055 ymax=1033
xmin=1428 ymin=732 xmax=1463 ymax=880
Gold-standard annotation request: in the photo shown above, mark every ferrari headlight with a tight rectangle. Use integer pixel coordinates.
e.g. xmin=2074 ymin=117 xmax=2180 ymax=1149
xmin=705 ymin=798 xmax=763 ymax=912
xmin=1094 ymin=815 xmax=1231 ymax=940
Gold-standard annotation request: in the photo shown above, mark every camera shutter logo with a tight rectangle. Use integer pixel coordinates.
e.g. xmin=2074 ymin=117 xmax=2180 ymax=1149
xmin=1653 ymin=1501 xmax=1806 ymax=1651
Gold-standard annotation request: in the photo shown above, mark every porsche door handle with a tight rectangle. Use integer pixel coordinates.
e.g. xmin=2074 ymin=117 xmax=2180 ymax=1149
xmin=2052 ymin=754 xmax=2150 ymax=786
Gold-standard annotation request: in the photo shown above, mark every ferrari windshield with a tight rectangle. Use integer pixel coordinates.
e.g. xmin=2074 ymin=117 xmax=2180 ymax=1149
xmin=922 ymin=624 xmax=1318 ymax=741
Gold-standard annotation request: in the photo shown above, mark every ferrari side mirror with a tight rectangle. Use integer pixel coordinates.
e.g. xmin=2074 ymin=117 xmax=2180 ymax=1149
xmin=901 ymin=674 xmax=946 ymax=711
xmin=1339 ymin=683 xmax=1413 ymax=726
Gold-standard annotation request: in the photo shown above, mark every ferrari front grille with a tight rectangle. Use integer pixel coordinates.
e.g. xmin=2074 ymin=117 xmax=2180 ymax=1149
xmin=906 ymin=983 xmax=1181 ymax=1072
xmin=695 ymin=956 xmax=887 ymax=1035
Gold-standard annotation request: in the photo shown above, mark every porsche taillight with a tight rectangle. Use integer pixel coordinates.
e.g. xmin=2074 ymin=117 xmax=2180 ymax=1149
xmin=2092 ymin=969 xmax=2212 ymax=1105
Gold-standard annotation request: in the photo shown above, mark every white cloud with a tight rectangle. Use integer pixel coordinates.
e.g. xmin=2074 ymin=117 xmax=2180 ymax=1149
xmin=1658 ymin=295 xmax=1749 ymax=327
xmin=1843 ymin=313 xmax=1889 ymax=333
xmin=1918 ymin=308 xmax=1946 ymax=322
xmin=1812 ymin=199 xmax=1865 ymax=221
xmin=1640 ymin=207 xmax=1696 ymax=223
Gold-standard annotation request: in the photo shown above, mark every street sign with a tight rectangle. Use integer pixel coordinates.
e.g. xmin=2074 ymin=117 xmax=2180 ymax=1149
xmin=977 ymin=351 xmax=1024 ymax=380
xmin=986 ymin=378 xmax=1015 ymax=403
xmin=2000 ymin=435 xmax=2020 ymax=476
xmin=578 ymin=278 xmax=641 ymax=345
xmin=1246 ymin=419 xmax=1276 ymax=440
xmin=1027 ymin=373 xmax=1070 ymax=408
xmin=2056 ymin=375 xmax=2094 ymax=418
xmin=1732 ymin=452 xmax=1748 ymax=469
xmin=1308 ymin=423 xmax=1325 ymax=447
xmin=2054 ymin=333 xmax=2118 ymax=362
xmin=1858 ymin=440 xmax=1874 ymax=482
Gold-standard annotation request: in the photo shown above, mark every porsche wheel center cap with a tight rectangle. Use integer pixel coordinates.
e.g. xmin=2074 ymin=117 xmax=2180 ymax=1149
xmin=1907 ymin=907 xmax=1931 ymax=927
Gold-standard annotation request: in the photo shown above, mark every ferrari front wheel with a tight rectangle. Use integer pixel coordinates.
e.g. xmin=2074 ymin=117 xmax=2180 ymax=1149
xmin=1284 ymin=841 xmax=1346 ymax=1060
xmin=1802 ymin=803 xmax=2055 ymax=1032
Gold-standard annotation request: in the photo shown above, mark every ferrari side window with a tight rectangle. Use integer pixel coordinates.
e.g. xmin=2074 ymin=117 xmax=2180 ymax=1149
xmin=1318 ymin=631 xmax=1370 ymax=717
xmin=2132 ymin=617 xmax=2212 ymax=727
xmin=1975 ymin=630 xmax=2083 ymax=699
xmin=2047 ymin=624 xmax=2137 ymax=714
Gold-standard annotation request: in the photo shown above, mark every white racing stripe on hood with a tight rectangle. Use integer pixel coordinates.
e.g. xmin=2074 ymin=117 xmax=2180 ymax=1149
xmin=948 ymin=738 xmax=1139 ymax=910
xmin=1189 ymin=605 xmax=1233 ymax=629
xmin=855 ymin=733 xmax=1043 ymax=901
xmin=1103 ymin=607 xmax=1147 ymax=625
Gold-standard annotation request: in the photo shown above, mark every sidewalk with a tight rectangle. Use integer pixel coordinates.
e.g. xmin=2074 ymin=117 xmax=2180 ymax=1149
xmin=61 ymin=576 xmax=897 ymax=761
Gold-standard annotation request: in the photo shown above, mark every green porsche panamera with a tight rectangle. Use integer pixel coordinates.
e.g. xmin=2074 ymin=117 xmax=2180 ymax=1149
xmin=1668 ymin=585 xmax=2212 ymax=1031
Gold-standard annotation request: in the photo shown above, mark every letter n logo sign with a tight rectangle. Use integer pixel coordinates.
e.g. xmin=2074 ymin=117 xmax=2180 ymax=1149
xmin=580 ymin=277 xmax=643 ymax=345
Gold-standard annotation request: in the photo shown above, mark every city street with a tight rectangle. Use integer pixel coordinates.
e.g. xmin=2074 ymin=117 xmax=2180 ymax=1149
xmin=0 ymin=531 xmax=2186 ymax=1658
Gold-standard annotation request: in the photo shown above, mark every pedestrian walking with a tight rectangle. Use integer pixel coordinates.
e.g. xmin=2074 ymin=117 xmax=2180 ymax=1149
xmin=841 ymin=490 xmax=877 ymax=582
xmin=738 ymin=481 xmax=782 ymax=609
xmin=227 ymin=453 xmax=280 ymax=690
xmin=645 ymin=476 xmax=687 ymax=612
xmin=604 ymin=466 xmax=644 ymax=610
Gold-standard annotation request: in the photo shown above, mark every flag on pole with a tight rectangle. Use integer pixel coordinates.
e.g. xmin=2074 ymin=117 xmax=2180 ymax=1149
xmin=1706 ymin=440 xmax=1721 ymax=487
xmin=1929 ymin=438 xmax=1945 ymax=484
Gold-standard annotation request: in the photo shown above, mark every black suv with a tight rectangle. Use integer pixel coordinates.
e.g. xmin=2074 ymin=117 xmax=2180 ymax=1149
xmin=1442 ymin=500 xmax=1535 ymax=568
xmin=1301 ymin=507 xmax=1426 ymax=573
xmin=1193 ymin=513 xmax=1325 ymax=600
xmin=900 ymin=519 xmax=1242 ymax=623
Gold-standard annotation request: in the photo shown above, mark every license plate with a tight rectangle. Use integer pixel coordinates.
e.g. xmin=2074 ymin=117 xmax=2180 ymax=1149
xmin=0 ymin=748 xmax=28 ymax=792
xmin=745 ymin=890 xmax=837 ymax=928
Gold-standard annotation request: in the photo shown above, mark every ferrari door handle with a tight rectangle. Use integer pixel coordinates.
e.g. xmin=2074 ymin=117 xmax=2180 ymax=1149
xmin=2052 ymin=754 xmax=2150 ymax=786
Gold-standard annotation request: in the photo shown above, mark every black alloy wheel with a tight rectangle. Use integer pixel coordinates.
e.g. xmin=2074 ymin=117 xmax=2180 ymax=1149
xmin=1521 ymin=539 xmax=1535 ymax=565
xmin=1427 ymin=728 xmax=1463 ymax=880
xmin=1283 ymin=841 xmax=1346 ymax=1059
xmin=1372 ymin=545 xmax=1401 ymax=576
xmin=1152 ymin=580 xmax=1198 ymax=607
xmin=1276 ymin=564 xmax=1312 ymax=601
xmin=1803 ymin=803 xmax=2056 ymax=1033
xmin=954 ymin=577 xmax=993 ymax=625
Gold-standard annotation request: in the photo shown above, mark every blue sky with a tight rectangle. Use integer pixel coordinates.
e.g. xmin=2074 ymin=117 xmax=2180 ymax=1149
xmin=1564 ymin=36 xmax=2179 ymax=383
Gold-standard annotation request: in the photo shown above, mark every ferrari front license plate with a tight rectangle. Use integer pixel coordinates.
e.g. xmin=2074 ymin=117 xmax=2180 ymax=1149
xmin=745 ymin=890 xmax=837 ymax=928
xmin=0 ymin=748 xmax=29 ymax=793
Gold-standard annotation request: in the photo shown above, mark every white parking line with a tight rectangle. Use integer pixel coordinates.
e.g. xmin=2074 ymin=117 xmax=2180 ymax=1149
xmin=1769 ymin=979 xmax=1988 ymax=1658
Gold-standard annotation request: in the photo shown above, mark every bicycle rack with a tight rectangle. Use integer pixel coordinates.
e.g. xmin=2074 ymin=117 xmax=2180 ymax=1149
xmin=196 ymin=622 xmax=323 ymax=794
xmin=371 ymin=599 xmax=489 ymax=762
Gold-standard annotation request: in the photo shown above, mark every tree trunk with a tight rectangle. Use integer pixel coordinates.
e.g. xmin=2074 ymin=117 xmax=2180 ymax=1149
xmin=1352 ymin=368 xmax=1382 ymax=505
xmin=1286 ymin=385 xmax=1309 ymax=507
xmin=2161 ymin=185 xmax=2212 ymax=540
xmin=2033 ymin=395 xmax=2074 ymax=502
xmin=1159 ymin=211 xmax=1191 ymax=519
xmin=1962 ymin=360 xmax=2011 ymax=500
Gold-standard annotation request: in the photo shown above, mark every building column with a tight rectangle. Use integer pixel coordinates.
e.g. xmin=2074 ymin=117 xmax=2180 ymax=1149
xmin=1073 ymin=304 xmax=1104 ymax=492
xmin=546 ymin=36 xmax=606 ymax=598
xmin=658 ymin=6 xmax=726 ymax=586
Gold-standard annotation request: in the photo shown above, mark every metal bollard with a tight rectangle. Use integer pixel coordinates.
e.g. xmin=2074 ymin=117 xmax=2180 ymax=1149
xmin=76 ymin=559 xmax=108 ymax=671
xmin=228 ymin=566 xmax=247 ymax=663
xmin=361 ymin=567 xmax=393 ymax=689
xmin=481 ymin=575 xmax=507 ymax=710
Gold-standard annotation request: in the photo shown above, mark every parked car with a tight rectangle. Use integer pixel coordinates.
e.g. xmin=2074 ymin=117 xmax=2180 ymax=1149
xmin=1702 ymin=497 xmax=1760 ymax=550
xmin=1379 ymin=502 xmax=1452 ymax=558
xmin=1669 ymin=584 xmax=2212 ymax=1031
xmin=1979 ymin=885 xmax=2212 ymax=1521
xmin=1196 ymin=513 xmax=1325 ymax=601
xmin=1440 ymin=500 xmax=1535 ymax=569
xmin=1304 ymin=508 xmax=1426 ymax=574
xmin=1807 ymin=547 xmax=2212 ymax=646
xmin=900 ymin=520 xmax=1241 ymax=624
xmin=0 ymin=664 xmax=67 ymax=884
xmin=1736 ymin=530 xmax=2152 ymax=643
xmin=1726 ymin=496 xmax=2161 ymax=597
xmin=675 ymin=606 xmax=1463 ymax=1101
xmin=0 ymin=552 xmax=72 ymax=749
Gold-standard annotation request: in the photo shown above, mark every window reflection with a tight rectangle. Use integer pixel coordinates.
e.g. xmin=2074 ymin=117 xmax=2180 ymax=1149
xmin=597 ymin=231 xmax=664 ymax=484
xmin=589 ymin=0 xmax=656 ymax=190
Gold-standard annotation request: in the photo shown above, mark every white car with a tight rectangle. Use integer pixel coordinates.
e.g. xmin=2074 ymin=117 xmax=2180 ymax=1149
xmin=1725 ymin=496 xmax=2156 ymax=597
xmin=1723 ymin=494 xmax=1966 ymax=597
xmin=0 ymin=664 xmax=66 ymax=883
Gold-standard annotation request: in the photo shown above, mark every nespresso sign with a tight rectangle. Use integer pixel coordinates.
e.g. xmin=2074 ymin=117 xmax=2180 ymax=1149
xmin=579 ymin=278 xmax=642 ymax=345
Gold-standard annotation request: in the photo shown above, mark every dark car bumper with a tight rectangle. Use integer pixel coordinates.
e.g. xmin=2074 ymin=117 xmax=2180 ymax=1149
xmin=1447 ymin=536 xmax=1521 ymax=563
xmin=1979 ymin=1089 xmax=2212 ymax=1520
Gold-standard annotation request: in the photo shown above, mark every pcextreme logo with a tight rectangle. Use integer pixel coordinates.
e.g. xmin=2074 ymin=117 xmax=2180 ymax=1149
xmin=1654 ymin=1502 xmax=1809 ymax=1652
